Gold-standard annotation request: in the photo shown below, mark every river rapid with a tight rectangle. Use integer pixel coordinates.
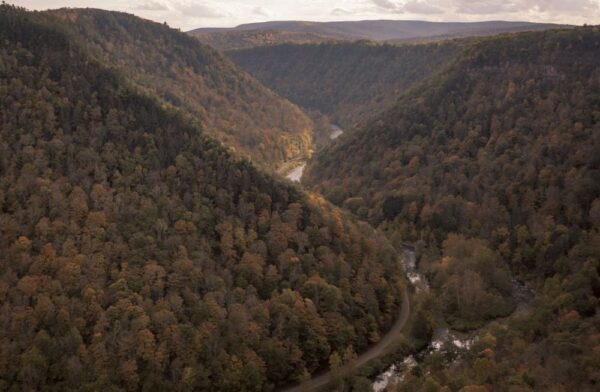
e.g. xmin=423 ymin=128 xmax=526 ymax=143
xmin=281 ymin=124 xmax=533 ymax=391
xmin=372 ymin=248 xmax=534 ymax=391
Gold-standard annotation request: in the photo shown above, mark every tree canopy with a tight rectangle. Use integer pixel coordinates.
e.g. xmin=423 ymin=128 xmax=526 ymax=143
xmin=48 ymin=8 xmax=314 ymax=169
xmin=305 ymin=26 xmax=600 ymax=390
xmin=0 ymin=5 xmax=405 ymax=390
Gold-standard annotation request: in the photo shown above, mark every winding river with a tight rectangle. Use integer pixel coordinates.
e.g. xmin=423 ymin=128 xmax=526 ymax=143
xmin=280 ymin=123 xmax=534 ymax=391
xmin=285 ymin=163 xmax=306 ymax=182
xmin=284 ymin=125 xmax=344 ymax=182
xmin=372 ymin=248 xmax=534 ymax=391
xmin=276 ymin=237 xmax=532 ymax=391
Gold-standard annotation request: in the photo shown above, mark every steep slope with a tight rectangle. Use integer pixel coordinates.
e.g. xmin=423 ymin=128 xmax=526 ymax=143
xmin=0 ymin=5 xmax=405 ymax=390
xmin=228 ymin=41 xmax=466 ymax=128
xmin=305 ymin=27 xmax=599 ymax=236
xmin=304 ymin=27 xmax=600 ymax=389
xmin=191 ymin=29 xmax=334 ymax=50
xmin=47 ymin=8 xmax=314 ymax=169
xmin=191 ymin=20 xmax=567 ymax=42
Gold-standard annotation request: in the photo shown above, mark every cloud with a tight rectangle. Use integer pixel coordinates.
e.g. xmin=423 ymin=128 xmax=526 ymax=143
xmin=173 ymin=1 xmax=223 ymax=18
xmin=371 ymin=0 xmax=444 ymax=15
xmin=529 ymin=0 xmax=599 ymax=14
xmin=331 ymin=7 xmax=354 ymax=16
xmin=454 ymin=1 xmax=520 ymax=15
xmin=135 ymin=1 xmax=168 ymax=11
xmin=371 ymin=0 xmax=399 ymax=11
xmin=10 ymin=0 xmax=600 ymax=29
xmin=402 ymin=1 xmax=444 ymax=14
xmin=451 ymin=0 xmax=598 ymax=16
xmin=252 ymin=6 xmax=268 ymax=17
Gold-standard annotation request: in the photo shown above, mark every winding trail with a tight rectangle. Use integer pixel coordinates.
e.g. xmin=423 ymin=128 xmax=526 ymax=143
xmin=280 ymin=285 xmax=410 ymax=392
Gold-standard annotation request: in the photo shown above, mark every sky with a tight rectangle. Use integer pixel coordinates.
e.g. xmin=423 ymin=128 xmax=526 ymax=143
xmin=11 ymin=0 xmax=600 ymax=30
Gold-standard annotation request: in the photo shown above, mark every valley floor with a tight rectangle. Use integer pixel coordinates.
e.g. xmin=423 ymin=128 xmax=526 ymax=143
xmin=280 ymin=125 xmax=344 ymax=182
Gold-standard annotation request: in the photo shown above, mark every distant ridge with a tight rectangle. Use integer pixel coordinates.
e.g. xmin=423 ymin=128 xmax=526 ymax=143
xmin=227 ymin=40 xmax=467 ymax=128
xmin=189 ymin=20 xmax=570 ymax=48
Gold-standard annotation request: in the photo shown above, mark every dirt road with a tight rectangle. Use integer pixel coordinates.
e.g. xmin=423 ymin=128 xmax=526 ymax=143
xmin=280 ymin=285 xmax=410 ymax=392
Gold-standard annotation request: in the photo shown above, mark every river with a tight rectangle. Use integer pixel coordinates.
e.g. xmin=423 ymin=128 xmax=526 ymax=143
xmin=285 ymin=124 xmax=344 ymax=182
xmin=279 ymin=123 xmax=533 ymax=390
xmin=372 ymin=247 xmax=534 ymax=391
xmin=330 ymin=124 xmax=344 ymax=140
xmin=276 ymin=236 xmax=532 ymax=391
xmin=372 ymin=248 xmax=476 ymax=391
xmin=286 ymin=163 xmax=306 ymax=182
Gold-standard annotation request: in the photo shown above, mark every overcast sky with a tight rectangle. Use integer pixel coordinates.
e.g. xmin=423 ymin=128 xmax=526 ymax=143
xmin=11 ymin=0 xmax=600 ymax=30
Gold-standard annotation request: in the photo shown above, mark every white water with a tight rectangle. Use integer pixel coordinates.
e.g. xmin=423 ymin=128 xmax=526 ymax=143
xmin=372 ymin=356 xmax=417 ymax=392
xmin=372 ymin=249 xmax=423 ymax=391
xmin=284 ymin=125 xmax=344 ymax=183
xmin=330 ymin=124 xmax=344 ymax=140
xmin=371 ymin=248 xmax=476 ymax=391
xmin=286 ymin=163 xmax=306 ymax=182
xmin=402 ymin=249 xmax=429 ymax=293
xmin=372 ymin=248 xmax=533 ymax=391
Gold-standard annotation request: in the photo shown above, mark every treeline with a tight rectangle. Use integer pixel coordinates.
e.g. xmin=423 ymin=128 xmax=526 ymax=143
xmin=191 ymin=29 xmax=334 ymax=50
xmin=0 ymin=5 xmax=405 ymax=390
xmin=47 ymin=8 xmax=314 ymax=169
xmin=228 ymin=40 xmax=466 ymax=128
xmin=305 ymin=27 xmax=600 ymax=389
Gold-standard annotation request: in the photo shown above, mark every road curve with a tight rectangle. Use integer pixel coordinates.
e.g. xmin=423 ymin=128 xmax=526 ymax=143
xmin=280 ymin=285 xmax=411 ymax=392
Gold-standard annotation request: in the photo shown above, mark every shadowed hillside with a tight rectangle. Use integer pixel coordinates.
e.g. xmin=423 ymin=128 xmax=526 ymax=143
xmin=228 ymin=40 xmax=467 ymax=128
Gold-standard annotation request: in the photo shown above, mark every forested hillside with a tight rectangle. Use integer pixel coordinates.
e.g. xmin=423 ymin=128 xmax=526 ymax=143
xmin=228 ymin=41 xmax=465 ymax=128
xmin=0 ymin=5 xmax=406 ymax=390
xmin=46 ymin=8 xmax=314 ymax=168
xmin=305 ymin=27 xmax=600 ymax=389
xmin=190 ymin=29 xmax=334 ymax=50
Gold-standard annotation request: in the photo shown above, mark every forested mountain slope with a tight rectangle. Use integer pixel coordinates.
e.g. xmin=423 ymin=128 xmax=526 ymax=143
xmin=0 ymin=5 xmax=405 ymax=390
xmin=46 ymin=8 xmax=314 ymax=168
xmin=228 ymin=41 xmax=466 ymax=128
xmin=191 ymin=29 xmax=334 ymax=51
xmin=304 ymin=27 xmax=600 ymax=389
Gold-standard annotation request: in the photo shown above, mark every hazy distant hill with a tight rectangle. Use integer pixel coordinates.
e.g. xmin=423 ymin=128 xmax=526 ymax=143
xmin=190 ymin=20 xmax=568 ymax=48
xmin=228 ymin=40 xmax=467 ymax=128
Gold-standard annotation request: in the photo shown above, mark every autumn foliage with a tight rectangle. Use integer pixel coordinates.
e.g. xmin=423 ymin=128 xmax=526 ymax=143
xmin=0 ymin=5 xmax=405 ymax=390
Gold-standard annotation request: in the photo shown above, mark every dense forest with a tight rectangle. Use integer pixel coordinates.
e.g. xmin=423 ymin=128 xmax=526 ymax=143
xmin=190 ymin=29 xmax=334 ymax=51
xmin=2 ymin=2 xmax=599 ymax=391
xmin=228 ymin=41 xmax=466 ymax=128
xmin=0 ymin=5 xmax=407 ymax=390
xmin=46 ymin=8 xmax=314 ymax=169
xmin=304 ymin=27 xmax=600 ymax=390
